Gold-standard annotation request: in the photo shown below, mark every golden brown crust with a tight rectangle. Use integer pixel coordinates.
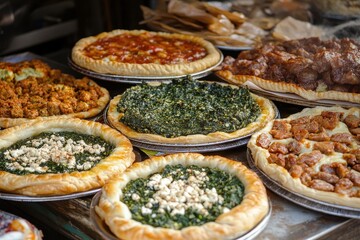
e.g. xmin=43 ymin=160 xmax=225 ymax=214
xmin=0 ymin=80 xmax=109 ymax=129
xmin=107 ymin=81 xmax=276 ymax=144
xmin=216 ymin=70 xmax=360 ymax=104
xmin=72 ymin=29 xmax=221 ymax=76
xmin=0 ymin=118 xmax=135 ymax=196
xmin=96 ymin=152 xmax=269 ymax=240
xmin=248 ymin=106 xmax=360 ymax=208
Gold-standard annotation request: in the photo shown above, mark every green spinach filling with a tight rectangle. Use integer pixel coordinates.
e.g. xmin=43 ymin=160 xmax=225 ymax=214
xmin=117 ymin=77 xmax=261 ymax=138
xmin=122 ymin=164 xmax=244 ymax=230
xmin=0 ymin=132 xmax=115 ymax=175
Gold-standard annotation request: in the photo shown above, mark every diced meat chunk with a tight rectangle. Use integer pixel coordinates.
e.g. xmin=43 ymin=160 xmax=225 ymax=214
xmin=308 ymin=128 xmax=330 ymax=141
xmin=332 ymin=162 xmax=350 ymax=178
xmin=268 ymin=142 xmax=289 ymax=154
xmin=334 ymin=142 xmax=350 ymax=153
xmin=330 ymin=133 xmax=353 ymax=145
xmin=300 ymin=172 xmax=312 ymax=186
xmin=270 ymin=120 xmax=292 ymax=139
xmin=290 ymin=116 xmax=310 ymax=125
xmin=267 ymin=153 xmax=286 ymax=167
xmin=287 ymin=141 xmax=302 ymax=154
xmin=334 ymin=178 xmax=353 ymax=195
xmin=313 ymin=141 xmax=334 ymax=155
xmin=343 ymin=154 xmax=357 ymax=166
xmin=256 ymin=133 xmax=271 ymax=148
xmin=292 ymin=128 xmax=308 ymax=141
xmin=353 ymin=164 xmax=360 ymax=172
xmin=319 ymin=111 xmax=342 ymax=130
xmin=350 ymin=149 xmax=360 ymax=161
xmin=315 ymin=172 xmax=339 ymax=184
xmin=320 ymin=164 xmax=336 ymax=175
xmin=350 ymin=128 xmax=360 ymax=135
xmin=289 ymin=164 xmax=303 ymax=178
xmin=291 ymin=120 xmax=320 ymax=134
xmin=285 ymin=154 xmax=298 ymax=169
xmin=299 ymin=150 xmax=323 ymax=167
xmin=309 ymin=179 xmax=335 ymax=192
xmin=344 ymin=114 xmax=360 ymax=128
xmin=349 ymin=172 xmax=360 ymax=186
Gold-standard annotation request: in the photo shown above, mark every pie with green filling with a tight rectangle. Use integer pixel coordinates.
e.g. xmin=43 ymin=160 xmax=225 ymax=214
xmin=95 ymin=152 xmax=269 ymax=240
xmin=0 ymin=118 xmax=135 ymax=196
xmin=107 ymin=78 xmax=276 ymax=144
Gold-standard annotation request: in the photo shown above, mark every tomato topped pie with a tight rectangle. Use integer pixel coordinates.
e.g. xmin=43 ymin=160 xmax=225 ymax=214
xmin=95 ymin=153 xmax=269 ymax=240
xmin=107 ymin=78 xmax=276 ymax=144
xmin=0 ymin=118 xmax=134 ymax=196
xmin=0 ymin=59 xmax=109 ymax=128
xmin=71 ymin=29 xmax=222 ymax=76
xmin=248 ymin=106 xmax=360 ymax=208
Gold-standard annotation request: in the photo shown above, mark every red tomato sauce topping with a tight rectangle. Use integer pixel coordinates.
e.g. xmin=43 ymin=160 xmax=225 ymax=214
xmin=83 ymin=32 xmax=208 ymax=64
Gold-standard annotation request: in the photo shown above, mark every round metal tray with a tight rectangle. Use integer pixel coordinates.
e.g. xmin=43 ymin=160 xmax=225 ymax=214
xmin=103 ymin=99 xmax=279 ymax=152
xmin=0 ymin=148 xmax=141 ymax=202
xmin=0 ymin=188 xmax=100 ymax=202
xmin=90 ymin=191 xmax=272 ymax=240
xmin=217 ymin=45 xmax=252 ymax=51
xmin=0 ymin=210 xmax=43 ymax=239
xmin=68 ymin=51 xmax=223 ymax=84
xmin=247 ymin=149 xmax=360 ymax=219
xmin=216 ymin=74 xmax=360 ymax=109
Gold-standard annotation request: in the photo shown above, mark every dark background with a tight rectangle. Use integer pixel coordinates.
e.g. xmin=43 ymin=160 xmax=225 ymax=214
xmin=0 ymin=0 xmax=154 ymax=61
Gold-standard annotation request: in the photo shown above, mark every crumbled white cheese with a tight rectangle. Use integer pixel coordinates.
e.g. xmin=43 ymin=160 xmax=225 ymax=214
xmin=146 ymin=168 xmax=224 ymax=216
xmin=4 ymin=134 xmax=106 ymax=173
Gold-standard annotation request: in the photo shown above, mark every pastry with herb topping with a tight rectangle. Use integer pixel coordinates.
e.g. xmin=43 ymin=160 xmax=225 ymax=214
xmin=0 ymin=118 xmax=134 ymax=196
xmin=95 ymin=152 xmax=269 ymax=240
xmin=107 ymin=78 xmax=276 ymax=144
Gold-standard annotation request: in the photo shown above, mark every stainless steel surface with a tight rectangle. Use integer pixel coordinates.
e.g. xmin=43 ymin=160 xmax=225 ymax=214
xmin=247 ymin=150 xmax=360 ymax=219
xmin=67 ymin=50 xmax=224 ymax=83
xmin=90 ymin=192 xmax=272 ymax=240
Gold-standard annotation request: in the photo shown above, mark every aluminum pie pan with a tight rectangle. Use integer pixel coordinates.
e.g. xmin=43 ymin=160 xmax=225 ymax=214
xmin=0 ymin=149 xmax=141 ymax=202
xmin=247 ymin=149 xmax=360 ymax=218
xmin=90 ymin=191 xmax=271 ymax=240
xmin=67 ymin=50 xmax=223 ymax=84
xmin=0 ymin=188 xmax=100 ymax=202
xmin=103 ymin=98 xmax=280 ymax=148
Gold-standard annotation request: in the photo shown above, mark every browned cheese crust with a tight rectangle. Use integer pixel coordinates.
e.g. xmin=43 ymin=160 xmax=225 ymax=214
xmin=216 ymin=37 xmax=360 ymax=104
xmin=95 ymin=152 xmax=269 ymax=240
xmin=107 ymin=81 xmax=276 ymax=144
xmin=0 ymin=60 xmax=110 ymax=128
xmin=0 ymin=118 xmax=135 ymax=196
xmin=248 ymin=106 xmax=360 ymax=208
xmin=71 ymin=29 xmax=222 ymax=76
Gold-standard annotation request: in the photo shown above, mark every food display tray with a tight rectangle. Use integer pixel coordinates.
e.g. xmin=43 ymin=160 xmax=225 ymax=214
xmin=90 ymin=191 xmax=272 ymax=240
xmin=215 ymin=75 xmax=360 ymax=109
xmin=67 ymin=50 xmax=223 ymax=84
xmin=0 ymin=188 xmax=101 ymax=202
xmin=103 ymin=99 xmax=279 ymax=153
xmin=0 ymin=210 xmax=43 ymax=238
xmin=247 ymin=150 xmax=360 ymax=219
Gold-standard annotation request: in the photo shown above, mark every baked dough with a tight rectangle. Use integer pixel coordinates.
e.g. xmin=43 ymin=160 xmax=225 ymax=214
xmin=71 ymin=29 xmax=222 ymax=76
xmin=0 ymin=82 xmax=109 ymax=129
xmin=0 ymin=59 xmax=110 ymax=128
xmin=95 ymin=152 xmax=269 ymax=240
xmin=248 ymin=106 xmax=360 ymax=208
xmin=107 ymin=81 xmax=276 ymax=144
xmin=216 ymin=71 xmax=360 ymax=103
xmin=0 ymin=118 xmax=135 ymax=196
